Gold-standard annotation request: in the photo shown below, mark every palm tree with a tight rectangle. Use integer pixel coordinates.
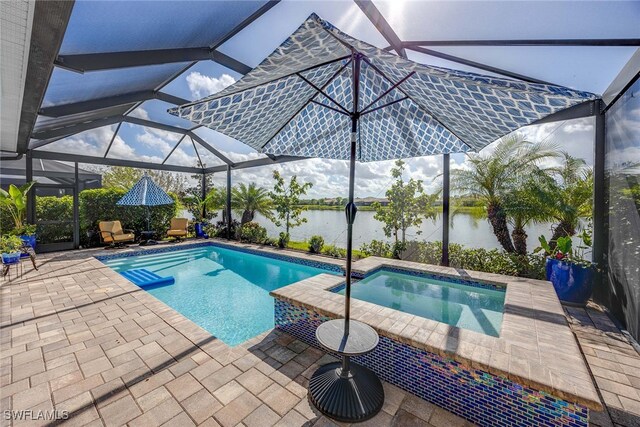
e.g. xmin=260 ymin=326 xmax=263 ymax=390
xmin=185 ymin=188 xmax=223 ymax=223
xmin=232 ymin=183 xmax=273 ymax=225
xmin=451 ymin=134 xmax=559 ymax=253
xmin=502 ymin=177 xmax=550 ymax=255
xmin=531 ymin=153 xmax=593 ymax=246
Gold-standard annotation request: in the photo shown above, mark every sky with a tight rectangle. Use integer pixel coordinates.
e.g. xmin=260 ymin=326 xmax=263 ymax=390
xmin=38 ymin=0 xmax=639 ymax=198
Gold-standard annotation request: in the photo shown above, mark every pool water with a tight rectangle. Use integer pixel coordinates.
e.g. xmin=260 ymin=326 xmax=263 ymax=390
xmin=101 ymin=245 xmax=340 ymax=345
xmin=340 ymin=270 xmax=505 ymax=336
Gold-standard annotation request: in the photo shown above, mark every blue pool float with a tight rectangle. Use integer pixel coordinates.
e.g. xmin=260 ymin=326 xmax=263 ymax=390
xmin=121 ymin=269 xmax=175 ymax=289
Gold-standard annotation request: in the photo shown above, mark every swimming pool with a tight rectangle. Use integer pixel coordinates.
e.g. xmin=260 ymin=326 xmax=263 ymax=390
xmin=337 ymin=269 xmax=505 ymax=336
xmin=100 ymin=244 xmax=341 ymax=345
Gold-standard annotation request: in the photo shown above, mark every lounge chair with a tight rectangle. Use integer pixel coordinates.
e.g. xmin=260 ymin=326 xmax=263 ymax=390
xmin=167 ymin=218 xmax=189 ymax=241
xmin=99 ymin=221 xmax=135 ymax=247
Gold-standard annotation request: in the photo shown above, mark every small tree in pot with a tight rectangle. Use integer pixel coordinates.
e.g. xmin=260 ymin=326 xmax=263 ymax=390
xmin=308 ymin=235 xmax=324 ymax=254
xmin=0 ymin=182 xmax=37 ymax=250
xmin=184 ymin=189 xmax=220 ymax=238
xmin=0 ymin=235 xmax=24 ymax=264
xmin=535 ymin=229 xmax=594 ymax=306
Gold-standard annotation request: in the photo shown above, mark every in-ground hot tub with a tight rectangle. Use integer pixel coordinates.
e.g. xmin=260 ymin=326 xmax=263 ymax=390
xmin=334 ymin=268 xmax=506 ymax=337
xmin=271 ymin=257 xmax=602 ymax=427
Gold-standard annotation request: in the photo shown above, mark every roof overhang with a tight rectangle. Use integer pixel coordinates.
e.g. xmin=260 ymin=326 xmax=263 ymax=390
xmin=14 ymin=1 xmax=74 ymax=154
xmin=1 ymin=0 xmax=35 ymax=152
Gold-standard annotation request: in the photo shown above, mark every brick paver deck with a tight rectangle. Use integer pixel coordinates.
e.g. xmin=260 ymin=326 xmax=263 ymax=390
xmin=2 ymin=242 xmax=640 ymax=426
xmin=1 ymin=246 xmax=474 ymax=427
xmin=565 ymin=305 xmax=640 ymax=427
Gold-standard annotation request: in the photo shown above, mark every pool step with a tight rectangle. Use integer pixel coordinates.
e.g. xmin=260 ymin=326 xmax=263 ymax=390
xmin=120 ymin=268 xmax=175 ymax=289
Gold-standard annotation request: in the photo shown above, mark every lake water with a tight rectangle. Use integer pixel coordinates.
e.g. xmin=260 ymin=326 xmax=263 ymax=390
xmin=219 ymin=210 xmax=556 ymax=251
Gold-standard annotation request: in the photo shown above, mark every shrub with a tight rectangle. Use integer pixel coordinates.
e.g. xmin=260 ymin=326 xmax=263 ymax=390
xmin=11 ymin=223 xmax=37 ymax=236
xmin=361 ymin=239 xmax=546 ymax=280
xmin=0 ymin=208 xmax=14 ymax=236
xmin=208 ymin=219 xmax=240 ymax=239
xmin=0 ymin=235 xmax=23 ymax=253
xmin=278 ymin=232 xmax=290 ymax=249
xmin=392 ymin=241 xmax=407 ymax=259
xmin=359 ymin=240 xmax=392 ymax=257
xmin=308 ymin=235 xmax=324 ymax=254
xmin=36 ymin=195 xmax=73 ymax=222
xmin=238 ymin=222 xmax=268 ymax=244
xmin=263 ymin=237 xmax=278 ymax=247
xmin=34 ymin=195 xmax=74 ymax=243
xmin=322 ymin=244 xmax=346 ymax=258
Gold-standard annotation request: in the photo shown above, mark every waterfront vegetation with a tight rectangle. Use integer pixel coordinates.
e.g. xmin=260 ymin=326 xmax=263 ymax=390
xmin=293 ymin=203 xmax=485 ymax=216
xmin=452 ymin=135 xmax=592 ymax=255
xmin=0 ymin=135 xmax=592 ymax=282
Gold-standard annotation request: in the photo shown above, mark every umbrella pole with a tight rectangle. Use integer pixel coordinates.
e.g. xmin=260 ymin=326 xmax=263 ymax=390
xmin=307 ymin=53 xmax=384 ymax=423
xmin=344 ymin=121 xmax=358 ymax=337
xmin=343 ymin=52 xmax=361 ymax=338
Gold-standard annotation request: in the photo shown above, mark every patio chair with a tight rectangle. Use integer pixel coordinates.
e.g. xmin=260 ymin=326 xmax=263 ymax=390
xmin=99 ymin=221 xmax=135 ymax=247
xmin=167 ymin=218 xmax=189 ymax=242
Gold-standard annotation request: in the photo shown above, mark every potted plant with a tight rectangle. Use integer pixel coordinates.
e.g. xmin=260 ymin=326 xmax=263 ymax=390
xmin=535 ymin=231 xmax=595 ymax=306
xmin=0 ymin=182 xmax=37 ymax=250
xmin=278 ymin=232 xmax=290 ymax=249
xmin=13 ymin=223 xmax=37 ymax=250
xmin=184 ymin=190 xmax=219 ymax=238
xmin=0 ymin=235 xmax=24 ymax=264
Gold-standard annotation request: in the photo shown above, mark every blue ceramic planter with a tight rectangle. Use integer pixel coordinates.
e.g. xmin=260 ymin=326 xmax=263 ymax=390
xmin=1 ymin=252 xmax=21 ymax=264
xmin=545 ymin=258 xmax=594 ymax=306
xmin=20 ymin=234 xmax=36 ymax=248
xmin=193 ymin=223 xmax=209 ymax=238
xmin=19 ymin=235 xmax=36 ymax=258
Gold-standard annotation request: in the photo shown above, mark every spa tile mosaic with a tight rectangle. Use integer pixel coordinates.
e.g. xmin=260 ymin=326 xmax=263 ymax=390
xmin=274 ymin=299 xmax=589 ymax=427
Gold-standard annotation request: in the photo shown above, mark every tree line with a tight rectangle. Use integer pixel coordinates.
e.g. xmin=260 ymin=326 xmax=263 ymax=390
xmin=100 ymin=133 xmax=592 ymax=257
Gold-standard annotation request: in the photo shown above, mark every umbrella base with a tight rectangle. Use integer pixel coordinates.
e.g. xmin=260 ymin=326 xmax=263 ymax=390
xmin=308 ymin=361 xmax=384 ymax=423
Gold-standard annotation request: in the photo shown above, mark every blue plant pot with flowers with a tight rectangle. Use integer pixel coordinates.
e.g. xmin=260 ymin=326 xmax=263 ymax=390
xmin=545 ymin=257 xmax=594 ymax=306
xmin=1 ymin=252 xmax=21 ymax=264
xmin=537 ymin=233 xmax=595 ymax=307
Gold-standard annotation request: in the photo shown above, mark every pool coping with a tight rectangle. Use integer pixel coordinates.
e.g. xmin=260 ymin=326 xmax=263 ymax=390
xmin=93 ymin=238 xmax=346 ymax=273
xmin=270 ymin=256 xmax=603 ymax=411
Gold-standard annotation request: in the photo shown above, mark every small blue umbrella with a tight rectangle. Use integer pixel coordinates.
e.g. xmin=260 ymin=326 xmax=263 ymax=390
xmin=117 ymin=174 xmax=173 ymax=230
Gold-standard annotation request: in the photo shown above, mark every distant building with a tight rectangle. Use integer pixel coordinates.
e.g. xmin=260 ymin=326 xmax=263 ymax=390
xmin=323 ymin=198 xmax=339 ymax=205
xmin=355 ymin=197 xmax=389 ymax=206
xmin=1 ymin=158 xmax=102 ymax=195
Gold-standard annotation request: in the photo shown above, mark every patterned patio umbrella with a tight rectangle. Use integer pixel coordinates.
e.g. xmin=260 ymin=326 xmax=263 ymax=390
xmin=169 ymin=14 xmax=596 ymax=421
xmin=117 ymin=174 xmax=173 ymax=230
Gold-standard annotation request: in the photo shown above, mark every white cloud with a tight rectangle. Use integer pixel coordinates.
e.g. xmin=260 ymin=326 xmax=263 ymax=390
xmin=201 ymin=119 xmax=597 ymax=198
xmin=39 ymin=126 xmax=114 ymax=157
xmin=205 ymin=155 xmax=444 ymax=199
xmin=128 ymin=107 xmax=150 ymax=120
xmin=108 ymin=135 xmax=163 ymax=163
xmin=563 ymin=120 xmax=593 ymax=134
xmin=186 ymin=72 xmax=236 ymax=99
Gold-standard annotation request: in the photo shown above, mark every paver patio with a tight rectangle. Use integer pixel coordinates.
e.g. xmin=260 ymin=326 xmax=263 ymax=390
xmin=0 ymin=244 xmax=473 ymax=427
xmin=1 ymin=241 xmax=639 ymax=427
xmin=566 ymin=306 xmax=640 ymax=427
